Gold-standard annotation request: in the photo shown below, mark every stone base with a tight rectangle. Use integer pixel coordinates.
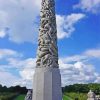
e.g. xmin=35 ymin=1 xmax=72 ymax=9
xmin=33 ymin=67 xmax=62 ymax=100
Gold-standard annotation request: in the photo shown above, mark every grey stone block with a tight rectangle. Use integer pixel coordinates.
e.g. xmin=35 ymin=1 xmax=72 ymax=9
xmin=33 ymin=67 xmax=62 ymax=100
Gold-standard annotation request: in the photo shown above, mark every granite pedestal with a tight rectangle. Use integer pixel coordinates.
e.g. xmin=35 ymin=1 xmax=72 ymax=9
xmin=33 ymin=67 xmax=62 ymax=100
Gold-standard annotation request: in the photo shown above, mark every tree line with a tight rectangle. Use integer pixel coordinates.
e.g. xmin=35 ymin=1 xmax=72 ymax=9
xmin=0 ymin=85 xmax=27 ymax=94
xmin=0 ymin=83 xmax=100 ymax=95
xmin=62 ymin=83 xmax=100 ymax=95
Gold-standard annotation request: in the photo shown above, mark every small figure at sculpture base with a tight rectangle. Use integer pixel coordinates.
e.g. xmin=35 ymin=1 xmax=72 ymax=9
xmin=25 ymin=89 xmax=32 ymax=100
xmin=87 ymin=90 xmax=96 ymax=100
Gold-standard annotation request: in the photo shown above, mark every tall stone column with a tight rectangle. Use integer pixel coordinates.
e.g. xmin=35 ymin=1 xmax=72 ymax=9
xmin=33 ymin=0 xmax=62 ymax=100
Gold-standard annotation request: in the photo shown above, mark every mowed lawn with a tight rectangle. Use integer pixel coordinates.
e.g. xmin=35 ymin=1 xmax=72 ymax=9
xmin=63 ymin=95 xmax=73 ymax=100
xmin=14 ymin=94 xmax=25 ymax=100
xmin=15 ymin=94 xmax=72 ymax=100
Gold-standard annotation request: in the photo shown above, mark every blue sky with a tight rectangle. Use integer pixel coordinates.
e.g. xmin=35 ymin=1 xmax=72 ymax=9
xmin=0 ymin=0 xmax=100 ymax=88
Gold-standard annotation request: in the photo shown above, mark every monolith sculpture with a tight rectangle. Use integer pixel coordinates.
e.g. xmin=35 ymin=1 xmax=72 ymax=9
xmin=33 ymin=0 xmax=62 ymax=100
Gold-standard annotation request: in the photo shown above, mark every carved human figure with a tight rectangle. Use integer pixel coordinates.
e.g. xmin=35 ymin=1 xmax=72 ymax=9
xmin=87 ymin=90 xmax=96 ymax=100
xmin=36 ymin=0 xmax=58 ymax=68
xmin=25 ymin=90 xmax=32 ymax=100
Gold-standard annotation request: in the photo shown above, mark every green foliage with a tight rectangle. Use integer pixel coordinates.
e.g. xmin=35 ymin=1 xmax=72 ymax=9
xmin=0 ymin=84 xmax=27 ymax=100
xmin=64 ymin=92 xmax=87 ymax=100
xmin=0 ymin=84 xmax=27 ymax=94
xmin=15 ymin=94 xmax=25 ymax=100
xmin=0 ymin=93 xmax=18 ymax=100
xmin=62 ymin=83 xmax=100 ymax=95
xmin=63 ymin=95 xmax=73 ymax=100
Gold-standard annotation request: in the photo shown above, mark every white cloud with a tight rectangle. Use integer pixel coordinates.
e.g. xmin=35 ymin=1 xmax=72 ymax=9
xmin=0 ymin=30 xmax=6 ymax=38
xmin=0 ymin=48 xmax=100 ymax=88
xmin=74 ymin=0 xmax=100 ymax=13
xmin=84 ymin=48 xmax=100 ymax=58
xmin=19 ymin=58 xmax=36 ymax=80
xmin=16 ymin=56 xmax=100 ymax=87
xmin=9 ymin=57 xmax=100 ymax=87
xmin=13 ymin=79 xmax=33 ymax=89
xmin=0 ymin=0 xmax=86 ymax=43
xmin=0 ymin=49 xmax=21 ymax=59
xmin=0 ymin=71 xmax=20 ymax=87
xmin=56 ymin=13 xmax=85 ymax=39
xmin=0 ymin=10 xmax=8 ymax=38
xmin=0 ymin=10 xmax=8 ymax=29
xmin=59 ymin=59 xmax=99 ymax=86
xmin=0 ymin=0 xmax=41 ymax=43
xmin=61 ymin=48 xmax=100 ymax=64
xmin=58 ymin=48 xmax=100 ymax=86
xmin=95 ymin=76 xmax=100 ymax=83
xmin=9 ymin=58 xmax=35 ymax=88
xmin=60 ymin=55 xmax=87 ymax=63
xmin=0 ymin=48 xmax=35 ymax=88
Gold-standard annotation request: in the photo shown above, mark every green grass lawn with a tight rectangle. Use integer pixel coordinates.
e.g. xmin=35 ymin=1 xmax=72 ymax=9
xmin=0 ymin=93 xmax=18 ymax=100
xmin=63 ymin=92 xmax=87 ymax=100
xmin=63 ymin=95 xmax=73 ymax=100
xmin=14 ymin=94 xmax=25 ymax=100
